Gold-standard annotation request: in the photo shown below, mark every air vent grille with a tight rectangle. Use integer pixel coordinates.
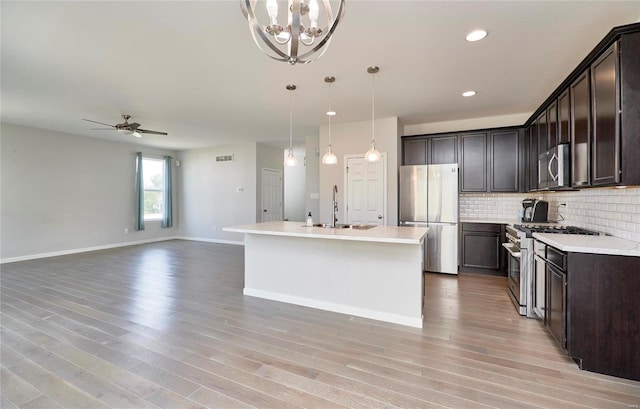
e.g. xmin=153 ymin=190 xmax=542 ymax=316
xmin=215 ymin=154 xmax=234 ymax=162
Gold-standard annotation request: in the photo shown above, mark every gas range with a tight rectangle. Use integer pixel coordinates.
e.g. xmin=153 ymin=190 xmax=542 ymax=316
xmin=512 ymin=224 xmax=602 ymax=238
xmin=505 ymin=223 xmax=602 ymax=318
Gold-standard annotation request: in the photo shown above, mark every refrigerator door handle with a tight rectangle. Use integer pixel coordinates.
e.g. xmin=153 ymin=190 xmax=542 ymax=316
xmin=399 ymin=221 xmax=429 ymax=227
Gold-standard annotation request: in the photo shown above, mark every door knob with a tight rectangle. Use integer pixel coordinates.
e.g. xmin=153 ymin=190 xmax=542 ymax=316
xmin=263 ymin=209 xmax=267 ymax=212
xmin=378 ymin=215 xmax=383 ymax=219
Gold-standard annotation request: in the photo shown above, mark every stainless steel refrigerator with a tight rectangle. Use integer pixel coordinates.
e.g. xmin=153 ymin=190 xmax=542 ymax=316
xmin=399 ymin=164 xmax=459 ymax=275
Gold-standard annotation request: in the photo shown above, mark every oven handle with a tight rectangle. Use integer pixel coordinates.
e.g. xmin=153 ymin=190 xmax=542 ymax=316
xmin=502 ymin=243 xmax=521 ymax=258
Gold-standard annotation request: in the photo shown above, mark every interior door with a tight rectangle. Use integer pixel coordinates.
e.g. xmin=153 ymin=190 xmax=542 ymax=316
xmin=345 ymin=155 xmax=386 ymax=225
xmin=261 ymin=168 xmax=282 ymax=222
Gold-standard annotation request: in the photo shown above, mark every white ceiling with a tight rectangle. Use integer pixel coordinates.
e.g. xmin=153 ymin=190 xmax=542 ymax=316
xmin=2 ymin=1 xmax=639 ymax=151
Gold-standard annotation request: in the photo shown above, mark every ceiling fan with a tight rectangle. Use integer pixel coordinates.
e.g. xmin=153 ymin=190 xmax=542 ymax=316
xmin=83 ymin=114 xmax=167 ymax=137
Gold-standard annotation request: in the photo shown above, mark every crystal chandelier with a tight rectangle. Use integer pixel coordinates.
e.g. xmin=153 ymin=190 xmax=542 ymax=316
xmin=241 ymin=0 xmax=345 ymax=65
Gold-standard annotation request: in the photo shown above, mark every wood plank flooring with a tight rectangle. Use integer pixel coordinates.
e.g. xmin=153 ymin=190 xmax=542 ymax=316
xmin=1 ymin=240 xmax=639 ymax=408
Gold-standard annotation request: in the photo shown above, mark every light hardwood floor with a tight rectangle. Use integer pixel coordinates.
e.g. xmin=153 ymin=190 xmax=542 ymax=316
xmin=1 ymin=240 xmax=639 ymax=409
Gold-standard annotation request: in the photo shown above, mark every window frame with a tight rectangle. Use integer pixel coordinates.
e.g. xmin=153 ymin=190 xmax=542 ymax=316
xmin=142 ymin=156 xmax=165 ymax=222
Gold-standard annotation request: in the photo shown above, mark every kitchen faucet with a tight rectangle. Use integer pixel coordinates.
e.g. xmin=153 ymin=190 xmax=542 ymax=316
xmin=331 ymin=185 xmax=338 ymax=228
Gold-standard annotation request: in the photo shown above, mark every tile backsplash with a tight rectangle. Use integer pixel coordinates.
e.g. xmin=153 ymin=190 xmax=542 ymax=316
xmin=460 ymin=187 xmax=640 ymax=242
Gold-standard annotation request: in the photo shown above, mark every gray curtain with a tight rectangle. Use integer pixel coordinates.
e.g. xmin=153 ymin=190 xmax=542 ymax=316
xmin=162 ymin=156 xmax=173 ymax=228
xmin=135 ymin=152 xmax=145 ymax=231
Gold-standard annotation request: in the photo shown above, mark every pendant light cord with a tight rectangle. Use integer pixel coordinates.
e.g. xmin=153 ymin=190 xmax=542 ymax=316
xmin=289 ymin=88 xmax=293 ymax=151
xmin=371 ymin=71 xmax=375 ymax=145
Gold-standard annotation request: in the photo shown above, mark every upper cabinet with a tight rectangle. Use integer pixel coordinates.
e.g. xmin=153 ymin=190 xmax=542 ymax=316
xmin=525 ymin=26 xmax=640 ymax=190
xmin=459 ymin=133 xmax=488 ymax=192
xmin=591 ymin=43 xmax=620 ymax=186
xmin=402 ymin=128 xmax=522 ymax=193
xmin=570 ymin=70 xmax=591 ymax=187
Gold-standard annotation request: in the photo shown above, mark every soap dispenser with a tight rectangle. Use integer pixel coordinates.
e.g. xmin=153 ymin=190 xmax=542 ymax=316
xmin=306 ymin=212 xmax=313 ymax=227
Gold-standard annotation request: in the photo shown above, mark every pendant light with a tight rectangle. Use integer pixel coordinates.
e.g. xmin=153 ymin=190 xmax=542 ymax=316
xmin=364 ymin=66 xmax=381 ymax=162
xmin=321 ymin=76 xmax=338 ymax=165
xmin=285 ymin=84 xmax=298 ymax=166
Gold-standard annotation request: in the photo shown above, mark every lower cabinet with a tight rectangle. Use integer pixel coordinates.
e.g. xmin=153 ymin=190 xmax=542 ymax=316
xmin=546 ymin=263 xmax=567 ymax=349
xmin=459 ymin=223 xmax=506 ymax=276
xmin=543 ymin=247 xmax=640 ymax=381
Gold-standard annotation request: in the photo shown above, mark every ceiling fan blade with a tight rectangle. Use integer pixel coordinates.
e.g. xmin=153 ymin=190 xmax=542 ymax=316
xmin=127 ymin=122 xmax=141 ymax=130
xmin=83 ymin=118 xmax=115 ymax=127
xmin=138 ymin=128 xmax=168 ymax=135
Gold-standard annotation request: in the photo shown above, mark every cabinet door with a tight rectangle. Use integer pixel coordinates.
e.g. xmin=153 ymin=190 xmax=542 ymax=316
xmin=570 ymin=71 xmax=591 ymax=187
xmin=461 ymin=230 xmax=500 ymax=270
xmin=459 ymin=133 xmax=487 ymax=192
xmin=547 ymin=264 xmax=567 ymax=350
xmin=558 ymin=90 xmax=570 ymax=144
xmin=547 ymin=102 xmax=558 ymax=148
xmin=591 ymin=43 xmax=620 ymax=186
xmin=489 ymin=131 xmax=519 ymax=192
xmin=429 ymin=135 xmax=458 ymax=164
xmin=537 ymin=111 xmax=548 ymax=154
xmin=403 ymin=139 xmax=427 ymax=165
xmin=528 ymin=123 xmax=539 ymax=191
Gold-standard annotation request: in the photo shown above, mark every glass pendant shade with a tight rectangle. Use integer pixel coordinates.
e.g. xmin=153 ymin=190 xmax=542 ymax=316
xmin=285 ymin=148 xmax=298 ymax=166
xmin=322 ymin=145 xmax=338 ymax=164
xmin=365 ymin=142 xmax=381 ymax=162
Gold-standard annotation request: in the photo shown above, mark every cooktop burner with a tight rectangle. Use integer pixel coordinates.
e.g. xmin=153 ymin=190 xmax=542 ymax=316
xmin=513 ymin=224 xmax=601 ymax=237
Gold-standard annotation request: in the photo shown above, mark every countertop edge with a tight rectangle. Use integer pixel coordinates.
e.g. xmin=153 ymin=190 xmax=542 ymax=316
xmin=224 ymin=223 xmax=428 ymax=245
xmin=532 ymin=233 xmax=640 ymax=257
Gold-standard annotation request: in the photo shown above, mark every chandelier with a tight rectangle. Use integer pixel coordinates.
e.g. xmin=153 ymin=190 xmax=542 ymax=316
xmin=241 ymin=0 xmax=345 ymax=65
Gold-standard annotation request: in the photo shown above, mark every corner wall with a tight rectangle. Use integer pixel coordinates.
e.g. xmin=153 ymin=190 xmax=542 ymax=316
xmin=1 ymin=122 xmax=178 ymax=261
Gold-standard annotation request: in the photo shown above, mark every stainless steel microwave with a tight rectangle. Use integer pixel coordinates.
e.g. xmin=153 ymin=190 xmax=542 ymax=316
xmin=538 ymin=144 xmax=570 ymax=190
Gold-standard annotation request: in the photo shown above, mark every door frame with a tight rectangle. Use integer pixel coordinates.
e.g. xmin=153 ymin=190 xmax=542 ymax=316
xmin=343 ymin=153 xmax=387 ymax=225
xmin=261 ymin=167 xmax=283 ymax=222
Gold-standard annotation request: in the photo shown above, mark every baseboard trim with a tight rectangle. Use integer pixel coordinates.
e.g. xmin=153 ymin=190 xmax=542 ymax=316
xmin=174 ymin=236 xmax=244 ymax=246
xmin=1 ymin=236 xmax=245 ymax=264
xmin=0 ymin=236 xmax=180 ymax=264
xmin=243 ymin=287 xmax=424 ymax=328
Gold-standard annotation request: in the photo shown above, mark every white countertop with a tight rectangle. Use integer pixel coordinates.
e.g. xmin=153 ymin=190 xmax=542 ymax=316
xmin=224 ymin=221 xmax=428 ymax=244
xmin=533 ymin=233 xmax=640 ymax=257
xmin=461 ymin=218 xmax=518 ymax=225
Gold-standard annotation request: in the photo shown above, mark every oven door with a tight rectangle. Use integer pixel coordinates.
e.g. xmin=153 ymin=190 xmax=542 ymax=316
xmin=502 ymin=243 xmax=523 ymax=313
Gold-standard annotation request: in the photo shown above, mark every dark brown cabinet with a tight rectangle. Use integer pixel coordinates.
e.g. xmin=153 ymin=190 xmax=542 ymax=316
xmin=558 ymin=90 xmax=571 ymax=144
xmin=567 ymin=252 xmax=640 ymax=381
xmin=460 ymin=223 xmax=506 ymax=275
xmin=489 ymin=130 xmax=520 ymax=192
xmin=547 ymin=101 xmax=558 ymax=148
xmin=429 ymin=135 xmax=458 ymax=164
xmin=591 ymin=43 xmax=620 ymax=186
xmin=527 ymin=123 xmax=539 ymax=191
xmin=459 ymin=133 xmax=487 ymax=192
xmin=570 ymin=71 xmax=591 ymax=187
xmin=403 ymin=138 xmax=427 ymax=165
xmin=547 ymin=263 xmax=567 ymax=349
xmin=537 ymin=111 xmax=548 ymax=155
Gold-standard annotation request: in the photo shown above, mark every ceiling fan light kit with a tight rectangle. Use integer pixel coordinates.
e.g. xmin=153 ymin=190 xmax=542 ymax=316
xmin=241 ymin=0 xmax=345 ymax=65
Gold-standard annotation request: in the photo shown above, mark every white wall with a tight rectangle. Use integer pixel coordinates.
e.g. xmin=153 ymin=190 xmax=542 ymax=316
xmin=403 ymin=113 xmax=530 ymax=136
xmin=318 ymin=117 xmax=399 ymax=226
xmin=256 ymin=143 xmax=285 ymax=222
xmin=283 ymin=146 xmax=306 ymax=222
xmin=305 ymin=134 xmax=320 ymax=221
xmin=1 ymin=122 xmax=178 ymax=261
xmin=177 ymin=143 xmax=256 ymax=243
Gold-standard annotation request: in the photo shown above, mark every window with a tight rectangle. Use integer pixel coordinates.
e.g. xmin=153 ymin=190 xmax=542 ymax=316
xmin=142 ymin=157 xmax=164 ymax=221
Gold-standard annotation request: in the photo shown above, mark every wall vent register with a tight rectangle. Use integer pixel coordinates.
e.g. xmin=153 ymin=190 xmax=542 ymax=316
xmin=216 ymin=154 xmax=234 ymax=162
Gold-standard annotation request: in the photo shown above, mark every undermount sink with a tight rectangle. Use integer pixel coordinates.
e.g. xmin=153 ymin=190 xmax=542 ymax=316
xmin=306 ymin=223 xmax=376 ymax=230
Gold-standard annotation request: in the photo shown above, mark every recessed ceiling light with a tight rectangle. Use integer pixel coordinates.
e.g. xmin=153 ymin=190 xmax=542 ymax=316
xmin=466 ymin=30 xmax=488 ymax=42
xmin=462 ymin=91 xmax=477 ymax=97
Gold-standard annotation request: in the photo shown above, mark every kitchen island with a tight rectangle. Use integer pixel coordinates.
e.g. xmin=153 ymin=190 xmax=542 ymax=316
xmin=224 ymin=221 xmax=428 ymax=328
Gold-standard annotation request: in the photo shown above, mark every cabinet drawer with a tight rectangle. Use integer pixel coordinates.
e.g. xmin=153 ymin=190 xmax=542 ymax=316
xmin=462 ymin=223 xmax=501 ymax=233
